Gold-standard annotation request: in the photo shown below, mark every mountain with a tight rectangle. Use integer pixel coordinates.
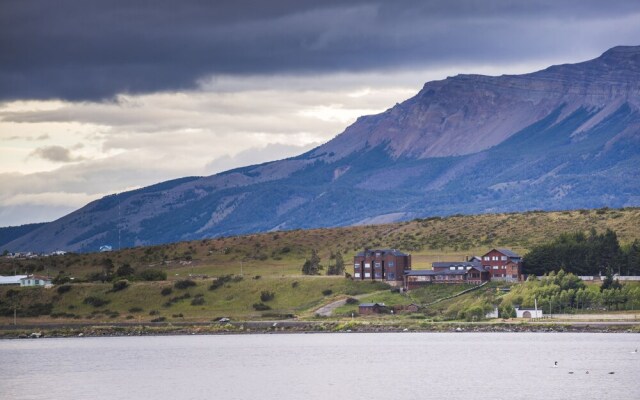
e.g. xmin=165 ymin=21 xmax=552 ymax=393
xmin=5 ymin=46 xmax=640 ymax=253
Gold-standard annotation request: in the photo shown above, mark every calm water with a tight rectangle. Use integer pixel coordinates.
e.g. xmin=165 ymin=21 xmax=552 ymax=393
xmin=1 ymin=332 xmax=638 ymax=400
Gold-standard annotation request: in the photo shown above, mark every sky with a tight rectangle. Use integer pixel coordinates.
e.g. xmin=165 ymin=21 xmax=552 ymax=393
xmin=1 ymin=0 xmax=640 ymax=227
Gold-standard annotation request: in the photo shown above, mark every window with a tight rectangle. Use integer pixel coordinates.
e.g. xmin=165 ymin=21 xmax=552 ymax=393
xmin=364 ymin=263 xmax=371 ymax=269
xmin=354 ymin=273 xmax=361 ymax=278
xmin=457 ymin=266 xmax=464 ymax=270
xmin=364 ymin=273 xmax=371 ymax=278
xmin=374 ymin=262 xmax=381 ymax=268
xmin=483 ymin=256 xmax=490 ymax=261
xmin=450 ymin=267 xmax=455 ymax=270
xmin=492 ymin=266 xmax=499 ymax=270
xmin=387 ymin=273 xmax=395 ymax=280
xmin=501 ymin=256 xmax=507 ymax=261
xmin=354 ymin=264 xmax=360 ymax=269
xmin=388 ymin=261 xmax=394 ymax=267
xmin=492 ymin=256 xmax=498 ymax=261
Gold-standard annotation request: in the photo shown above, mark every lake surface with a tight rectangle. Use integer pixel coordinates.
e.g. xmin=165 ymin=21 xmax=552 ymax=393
xmin=1 ymin=332 xmax=638 ymax=400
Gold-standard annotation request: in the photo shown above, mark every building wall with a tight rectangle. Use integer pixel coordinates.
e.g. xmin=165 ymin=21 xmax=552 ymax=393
xmin=482 ymin=249 xmax=522 ymax=280
xmin=353 ymin=250 xmax=410 ymax=282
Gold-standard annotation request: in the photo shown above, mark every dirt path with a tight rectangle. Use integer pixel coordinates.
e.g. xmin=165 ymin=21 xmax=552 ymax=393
xmin=314 ymin=291 xmax=384 ymax=317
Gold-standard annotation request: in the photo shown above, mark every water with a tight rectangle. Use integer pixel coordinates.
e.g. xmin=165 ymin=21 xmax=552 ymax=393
xmin=0 ymin=332 xmax=638 ymax=400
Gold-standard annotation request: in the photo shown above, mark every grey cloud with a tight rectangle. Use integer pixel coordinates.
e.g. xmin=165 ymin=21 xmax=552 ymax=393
xmin=29 ymin=145 xmax=85 ymax=163
xmin=1 ymin=0 xmax=639 ymax=101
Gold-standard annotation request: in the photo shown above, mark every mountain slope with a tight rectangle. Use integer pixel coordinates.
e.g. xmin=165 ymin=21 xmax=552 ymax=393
xmin=5 ymin=46 xmax=640 ymax=253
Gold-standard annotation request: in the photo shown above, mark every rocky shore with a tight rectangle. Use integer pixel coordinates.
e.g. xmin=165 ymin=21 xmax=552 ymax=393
xmin=1 ymin=320 xmax=639 ymax=339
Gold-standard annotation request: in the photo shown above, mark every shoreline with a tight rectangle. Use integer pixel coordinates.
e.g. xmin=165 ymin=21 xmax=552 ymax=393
xmin=2 ymin=320 xmax=639 ymax=339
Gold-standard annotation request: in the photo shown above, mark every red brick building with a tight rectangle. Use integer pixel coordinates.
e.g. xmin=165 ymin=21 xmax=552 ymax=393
xmin=481 ymin=248 xmax=522 ymax=281
xmin=353 ymin=249 xmax=411 ymax=284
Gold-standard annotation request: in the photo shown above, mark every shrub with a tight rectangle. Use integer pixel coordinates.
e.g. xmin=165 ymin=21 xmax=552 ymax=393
xmin=160 ymin=287 xmax=173 ymax=296
xmin=260 ymin=290 xmax=275 ymax=302
xmin=149 ymin=310 xmax=160 ymax=316
xmin=57 ymin=284 xmax=72 ymax=295
xmin=83 ymin=296 xmax=110 ymax=307
xmin=253 ymin=275 xmax=261 ymax=280
xmin=191 ymin=296 xmax=205 ymax=306
xmin=345 ymin=297 xmax=358 ymax=305
xmin=291 ymin=281 xmax=299 ymax=288
xmin=172 ymin=313 xmax=184 ymax=318
xmin=138 ymin=269 xmax=167 ymax=281
xmin=322 ymin=289 xmax=333 ymax=296
xmin=253 ymin=302 xmax=271 ymax=311
xmin=116 ymin=264 xmax=135 ymax=277
xmin=174 ymin=279 xmax=196 ymax=289
xmin=111 ymin=280 xmax=129 ymax=292
xmin=129 ymin=307 xmax=143 ymax=313
xmin=150 ymin=316 xmax=166 ymax=322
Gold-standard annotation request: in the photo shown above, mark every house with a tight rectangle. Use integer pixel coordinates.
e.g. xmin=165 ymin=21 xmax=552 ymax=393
xmin=19 ymin=275 xmax=52 ymax=287
xmin=358 ymin=303 xmax=387 ymax=315
xmin=0 ymin=275 xmax=28 ymax=286
xmin=481 ymin=248 xmax=522 ymax=281
xmin=353 ymin=249 xmax=411 ymax=285
xmin=404 ymin=263 xmax=490 ymax=289
xmin=515 ymin=307 xmax=543 ymax=319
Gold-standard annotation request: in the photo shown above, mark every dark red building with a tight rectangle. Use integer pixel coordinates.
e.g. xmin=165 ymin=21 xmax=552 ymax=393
xmin=353 ymin=249 xmax=411 ymax=284
xmin=481 ymin=248 xmax=522 ymax=281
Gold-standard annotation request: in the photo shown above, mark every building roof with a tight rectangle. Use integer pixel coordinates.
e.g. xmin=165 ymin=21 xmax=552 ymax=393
xmin=355 ymin=249 xmax=408 ymax=257
xmin=407 ymin=265 xmax=486 ymax=276
xmin=432 ymin=261 xmax=482 ymax=269
xmin=20 ymin=275 xmax=51 ymax=281
xmin=0 ymin=275 xmax=28 ymax=284
xmin=359 ymin=302 xmax=386 ymax=307
xmin=494 ymin=248 xmax=521 ymax=258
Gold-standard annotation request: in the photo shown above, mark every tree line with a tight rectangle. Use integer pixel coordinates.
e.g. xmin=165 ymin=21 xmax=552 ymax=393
xmin=522 ymin=229 xmax=640 ymax=276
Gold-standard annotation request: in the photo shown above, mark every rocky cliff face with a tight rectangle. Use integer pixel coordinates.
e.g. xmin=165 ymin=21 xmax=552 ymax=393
xmin=6 ymin=46 xmax=640 ymax=252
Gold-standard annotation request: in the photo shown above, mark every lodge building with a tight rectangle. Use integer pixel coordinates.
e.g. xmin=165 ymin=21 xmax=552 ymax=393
xmin=353 ymin=249 xmax=411 ymax=285
xmin=353 ymin=247 xmax=522 ymax=290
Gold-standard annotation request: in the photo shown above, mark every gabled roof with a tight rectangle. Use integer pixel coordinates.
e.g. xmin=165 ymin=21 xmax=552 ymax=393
xmin=359 ymin=302 xmax=386 ymax=307
xmin=495 ymin=248 xmax=521 ymax=258
xmin=355 ymin=249 xmax=409 ymax=257
xmin=20 ymin=275 xmax=51 ymax=281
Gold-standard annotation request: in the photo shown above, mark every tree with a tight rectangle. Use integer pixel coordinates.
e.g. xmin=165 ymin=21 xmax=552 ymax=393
xmin=326 ymin=251 xmax=345 ymax=275
xmin=100 ymin=258 xmax=114 ymax=282
xmin=116 ymin=263 xmax=135 ymax=277
xmin=302 ymin=249 xmax=322 ymax=275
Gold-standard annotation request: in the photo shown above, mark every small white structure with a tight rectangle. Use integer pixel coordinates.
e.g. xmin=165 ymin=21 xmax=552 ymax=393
xmin=99 ymin=245 xmax=113 ymax=252
xmin=19 ymin=275 xmax=52 ymax=287
xmin=515 ymin=307 xmax=543 ymax=319
xmin=0 ymin=275 xmax=28 ymax=286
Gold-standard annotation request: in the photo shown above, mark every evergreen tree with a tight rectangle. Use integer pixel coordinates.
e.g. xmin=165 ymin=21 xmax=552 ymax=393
xmin=301 ymin=249 xmax=322 ymax=275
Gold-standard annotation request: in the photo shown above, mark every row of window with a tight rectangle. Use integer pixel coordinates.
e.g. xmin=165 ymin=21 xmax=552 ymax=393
xmin=354 ymin=262 xmax=396 ymax=269
xmin=483 ymin=255 xmax=508 ymax=261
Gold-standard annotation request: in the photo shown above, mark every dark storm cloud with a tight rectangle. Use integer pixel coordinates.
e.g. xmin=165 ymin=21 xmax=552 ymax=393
xmin=1 ymin=0 xmax=639 ymax=101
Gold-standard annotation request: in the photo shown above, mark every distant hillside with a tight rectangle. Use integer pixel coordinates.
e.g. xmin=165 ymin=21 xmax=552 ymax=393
xmin=0 ymin=223 xmax=47 ymax=250
xmin=2 ymin=208 xmax=638 ymax=280
xmin=5 ymin=46 xmax=640 ymax=252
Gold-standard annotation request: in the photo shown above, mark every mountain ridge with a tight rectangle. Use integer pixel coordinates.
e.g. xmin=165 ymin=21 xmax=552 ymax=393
xmin=4 ymin=45 xmax=640 ymax=253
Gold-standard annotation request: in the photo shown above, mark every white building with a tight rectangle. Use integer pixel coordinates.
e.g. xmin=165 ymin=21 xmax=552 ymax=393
xmin=0 ymin=275 xmax=28 ymax=286
xmin=19 ymin=275 xmax=52 ymax=287
xmin=515 ymin=307 xmax=543 ymax=319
